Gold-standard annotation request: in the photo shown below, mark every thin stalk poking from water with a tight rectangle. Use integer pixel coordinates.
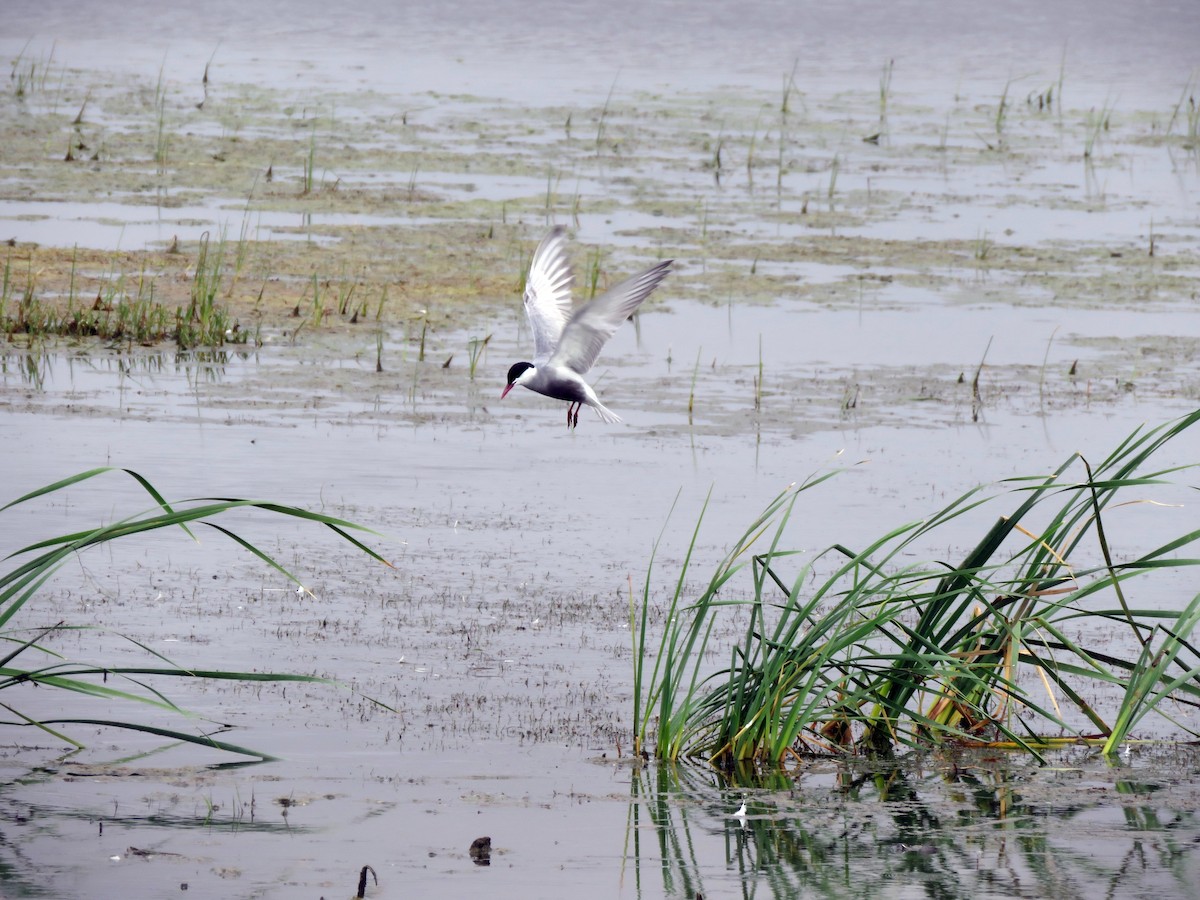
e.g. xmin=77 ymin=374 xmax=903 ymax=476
xmin=688 ymin=347 xmax=701 ymax=423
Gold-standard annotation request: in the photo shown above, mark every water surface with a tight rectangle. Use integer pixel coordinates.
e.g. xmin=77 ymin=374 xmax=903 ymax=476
xmin=2 ymin=3 xmax=1199 ymax=898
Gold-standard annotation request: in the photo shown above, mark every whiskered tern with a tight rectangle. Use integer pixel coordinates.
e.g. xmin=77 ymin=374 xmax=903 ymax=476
xmin=501 ymin=227 xmax=672 ymax=428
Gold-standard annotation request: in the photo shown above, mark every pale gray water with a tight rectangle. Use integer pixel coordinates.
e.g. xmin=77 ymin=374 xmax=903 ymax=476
xmin=6 ymin=0 xmax=1199 ymax=103
xmin=5 ymin=0 xmax=1199 ymax=263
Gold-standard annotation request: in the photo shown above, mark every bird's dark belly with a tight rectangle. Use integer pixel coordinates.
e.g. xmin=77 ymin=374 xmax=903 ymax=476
xmin=532 ymin=381 xmax=588 ymax=404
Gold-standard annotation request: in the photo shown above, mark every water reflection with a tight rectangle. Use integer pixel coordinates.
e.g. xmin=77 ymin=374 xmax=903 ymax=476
xmin=0 ymin=757 xmax=313 ymax=899
xmin=1 ymin=346 xmax=255 ymax=391
xmin=1 ymin=346 xmax=51 ymax=390
xmin=626 ymin=750 xmax=1200 ymax=898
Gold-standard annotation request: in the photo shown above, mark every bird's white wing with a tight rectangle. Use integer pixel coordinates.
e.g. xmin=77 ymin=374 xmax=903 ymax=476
xmin=522 ymin=227 xmax=575 ymax=364
xmin=549 ymin=259 xmax=672 ymax=376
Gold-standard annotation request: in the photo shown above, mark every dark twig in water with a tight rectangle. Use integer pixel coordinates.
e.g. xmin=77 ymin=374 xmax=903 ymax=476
xmin=356 ymin=864 xmax=377 ymax=898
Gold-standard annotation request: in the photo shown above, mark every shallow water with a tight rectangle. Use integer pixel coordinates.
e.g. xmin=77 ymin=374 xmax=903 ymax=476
xmin=2 ymin=3 xmax=1200 ymax=898
xmin=7 ymin=0 xmax=1200 ymax=104
xmin=5 ymin=744 xmax=1199 ymax=900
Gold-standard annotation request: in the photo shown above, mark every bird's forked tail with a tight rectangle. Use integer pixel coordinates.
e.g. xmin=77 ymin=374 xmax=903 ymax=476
xmin=590 ymin=400 xmax=622 ymax=424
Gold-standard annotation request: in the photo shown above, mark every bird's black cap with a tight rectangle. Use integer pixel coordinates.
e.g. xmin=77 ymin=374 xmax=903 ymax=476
xmin=506 ymin=361 xmax=534 ymax=384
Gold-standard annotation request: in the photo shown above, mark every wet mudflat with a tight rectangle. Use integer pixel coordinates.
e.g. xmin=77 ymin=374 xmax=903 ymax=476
xmin=3 ymin=2 xmax=1200 ymax=898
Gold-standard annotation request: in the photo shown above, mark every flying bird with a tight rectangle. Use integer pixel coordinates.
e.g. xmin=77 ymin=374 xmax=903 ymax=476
xmin=501 ymin=227 xmax=672 ymax=428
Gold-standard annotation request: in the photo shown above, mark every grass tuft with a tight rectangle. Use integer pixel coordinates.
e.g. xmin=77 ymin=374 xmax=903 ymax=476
xmin=634 ymin=411 xmax=1200 ymax=763
xmin=1 ymin=239 xmax=252 ymax=349
xmin=467 ymin=333 xmax=491 ymax=380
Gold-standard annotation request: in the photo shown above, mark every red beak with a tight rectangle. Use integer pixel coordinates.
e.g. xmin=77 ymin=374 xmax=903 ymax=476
xmin=501 ymin=383 xmax=514 ymax=399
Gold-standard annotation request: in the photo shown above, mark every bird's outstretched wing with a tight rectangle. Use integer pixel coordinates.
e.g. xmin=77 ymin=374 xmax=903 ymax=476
xmin=523 ymin=227 xmax=575 ymax=364
xmin=550 ymin=258 xmax=672 ymax=376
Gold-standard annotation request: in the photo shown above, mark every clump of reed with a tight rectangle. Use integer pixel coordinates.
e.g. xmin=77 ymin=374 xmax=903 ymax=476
xmin=1 ymin=234 xmax=257 ymax=349
xmin=0 ymin=467 xmax=392 ymax=761
xmin=633 ymin=411 xmax=1200 ymax=764
xmin=176 ymin=230 xmax=246 ymax=348
xmin=9 ymin=40 xmax=55 ymax=99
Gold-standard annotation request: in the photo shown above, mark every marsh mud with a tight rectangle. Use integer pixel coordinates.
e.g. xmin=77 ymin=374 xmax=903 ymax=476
xmin=3 ymin=2 xmax=1200 ymax=897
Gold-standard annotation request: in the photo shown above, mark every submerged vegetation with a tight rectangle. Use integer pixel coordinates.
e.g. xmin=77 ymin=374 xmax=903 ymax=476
xmin=633 ymin=411 xmax=1200 ymax=765
xmin=0 ymin=468 xmax=391 ymax=761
